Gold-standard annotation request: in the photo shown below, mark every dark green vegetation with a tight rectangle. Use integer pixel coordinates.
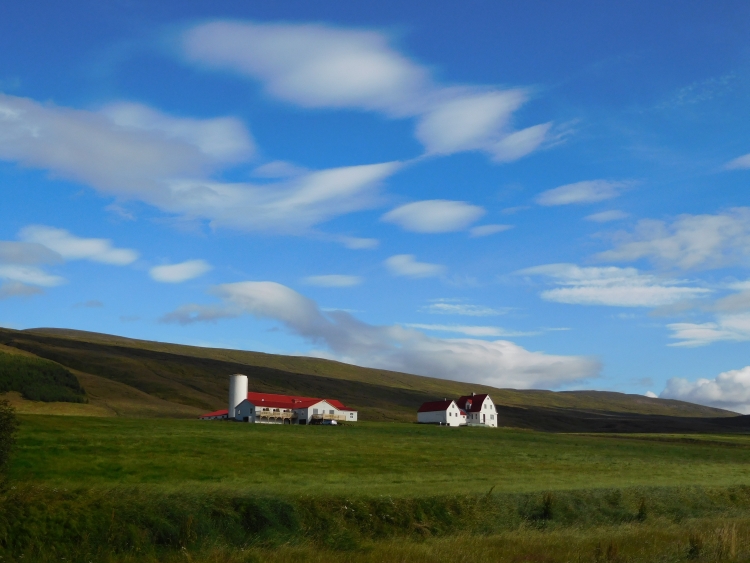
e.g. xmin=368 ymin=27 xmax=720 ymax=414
xmin=0 ymin=351 xmax=85 ymax=403
xmin=0 ymin=400 xmax=17 ymax=473
xmin=0 ymin=327 xmax=738 ymax=426
xmin=6 ymin=416 xmax=750 ymax=561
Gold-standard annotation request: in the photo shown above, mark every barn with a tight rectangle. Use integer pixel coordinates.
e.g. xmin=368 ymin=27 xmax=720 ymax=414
xmin=199 ymin=374 xmax=358 ymax=424
xmin=416 ymin=399 xmax=466 ymax=427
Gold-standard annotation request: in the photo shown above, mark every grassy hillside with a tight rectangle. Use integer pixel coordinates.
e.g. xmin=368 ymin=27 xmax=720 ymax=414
xmin=0 ymin=326 xmax=736 ymax=421
xmin=0 ymin=350 xmax=86 ymax=402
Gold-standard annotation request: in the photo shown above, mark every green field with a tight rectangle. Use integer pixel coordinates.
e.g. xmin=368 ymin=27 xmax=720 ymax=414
xmin=12 ymin=416 xmax=750 ymax=495
xmin=5 ymin=415 xmax=750 ymax=562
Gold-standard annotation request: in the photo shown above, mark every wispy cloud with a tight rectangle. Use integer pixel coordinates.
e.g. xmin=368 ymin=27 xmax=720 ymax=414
xmin=160 ymin=281 xmax=600 ymax=388
xmin=469 ymin=224 xmax=513 ymax=237
xmin=385 ymin=254 xmax=445 ymax=278
xmin=597 ymin=208 xmax=750 ymax=270
xmin=667 ymin=313 xmax=750 ymax=347
xmin=536 ymin=180 xmax=632 ymax=206
xmin=0 ymin=94 xmax=400 ymax=234
xmin=382 ymin=200 xmax=484 ymax=233
xmin=585 ymin=210 xmax=629 ymax=223
xmin=150 ymin=260 xmax=212 ymax=283
xmin=404 ymin=323 xmax=536 ymax=337
xmin=420 ymin=299 xmax=508 ymax=316
xmin=19 ymin=225 xmax=138 ymax=265
xmin=181 ymin=21 xmax=552 ymax=162
xmin=303 ymin=275 xmax=363 ymax=287
xmin=518 ymin=263 xmax=711 ymax=307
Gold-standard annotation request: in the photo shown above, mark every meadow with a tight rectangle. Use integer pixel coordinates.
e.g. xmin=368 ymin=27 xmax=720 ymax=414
xmin=6 ymin=415 xmax=750 ymax=561
xmin=11 ymin=416 xmax=750 ymax=495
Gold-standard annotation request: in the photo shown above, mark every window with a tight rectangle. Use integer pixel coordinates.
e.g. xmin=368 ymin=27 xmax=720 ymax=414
xmin=313 ymin=408 xmax=318 ymax=414
xmin=490 ymin=415 xmax=494 ymax=420
xmin=329 ymin=410 xmax=334 ymax=415
xmin=349 ymin=413 xmax=353 ymax=418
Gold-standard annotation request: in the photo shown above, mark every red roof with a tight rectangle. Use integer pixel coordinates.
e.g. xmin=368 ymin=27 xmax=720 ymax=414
xmin=199 ymin=392 xmax=357 ymax=419
xmin=247 ymin=392 xmax=357 ymax=411
xmin=200 ymin=409 xmax=228 ymax=418
xmin=418 ymin=400 xmax=455 ymax=413
xmin=456 ymin=394 xmax=491 ymax=413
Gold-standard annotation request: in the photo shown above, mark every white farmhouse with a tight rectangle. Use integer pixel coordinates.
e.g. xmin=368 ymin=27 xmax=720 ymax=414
xmin=417 ymin=392 xmax=498 ymax=428
xmin=456 ymin=393 xmax=497 ymax=427
xmin=417 ymin=399 xmax=466 ymax=427
xmin=199 ymin=374 xmax=358 ymax=425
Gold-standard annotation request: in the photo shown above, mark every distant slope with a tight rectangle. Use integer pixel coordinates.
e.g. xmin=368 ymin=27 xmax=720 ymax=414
xmin=0 ymin=327 xmax=736 ymax=423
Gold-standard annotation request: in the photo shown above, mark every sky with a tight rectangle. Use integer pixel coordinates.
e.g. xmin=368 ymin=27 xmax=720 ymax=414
xmin=2 ymin=1 xmax=750 ymax=412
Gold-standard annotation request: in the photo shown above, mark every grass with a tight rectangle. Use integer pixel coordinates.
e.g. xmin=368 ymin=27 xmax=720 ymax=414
xmin=7 ymin=416 xmax=750 ymax=561
xmin=12 ymin=416 xmax=750 ymax=495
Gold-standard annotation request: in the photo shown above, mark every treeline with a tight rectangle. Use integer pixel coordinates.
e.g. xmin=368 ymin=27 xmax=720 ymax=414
xmin=0 ymin=352 xmax=86 ymax=403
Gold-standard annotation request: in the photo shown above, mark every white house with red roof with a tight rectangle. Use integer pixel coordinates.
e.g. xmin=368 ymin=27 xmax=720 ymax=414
xmin=199 ymin=374 xmax=358 ymax=424
xmin=417 ymin=392 xmax=497 ymax=427
xmin=417 ymin=399 xmax=466 ymax=427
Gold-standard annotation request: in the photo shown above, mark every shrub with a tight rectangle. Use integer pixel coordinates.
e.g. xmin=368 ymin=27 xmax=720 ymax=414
xmin=0 ymin=352 xmax=85 ymax=403
xmin=0 ymin=400 xmax=18 ymax=473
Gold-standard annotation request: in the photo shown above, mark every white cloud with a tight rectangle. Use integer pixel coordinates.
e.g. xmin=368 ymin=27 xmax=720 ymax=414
xmin=420 ymin=299 xmax=507 ymax=316
xmin=415 ymin=90 xmax=526 ymax=154
xmin=404 ymin=323 xmax=534 ymax=337
xmin=724 ymin=153 xmax=750 ymax=170
xmin=252 ymin=160 xmax=307 ymax=178
xmin=303 ymin=275 xmax=363 ymax=287
xmin=661 ymin=366 xmax=750 ymax=413
xmin=518 ymin=263 xmax=711 ymax=307
xmin=181 ymin=21 xmax=550 ymax=162
xmin=0 ymin=281 xmax=44 ymax=299
xmin=489 ymin=122 xmax=552 ymax=162
xmin=645 ymin=391 xmax=658 ymax=398
xmin=182 ymin=21 xmax=428 ymax=114
xmin=19 ymin=225 xmax=138 ymax=265
xmin=0 ymin=93 xmax=398 ymax=233
xmin=597 ymin=209 xmax=750 ymax=270
xmin=0 ymin=265 xmax=64 ymax=287
xmin=161 ymin=280 xmax=600 ymax=388
xmin=585 ymin=210 xmax=630 ymax=223
xmin=385 ymin=254 xmax=445 ymax=278
xmin=0 ymin=241 xmax=61 ymax=265
xmin=667 ymin=313 xmax=750 ymax=347
xmin=100 ymin=102 xmax=254 ymax=162
xmin=536 ymin=180 xmax=631 ymax=206
xmin=0 ymin=240 xmax=64 ymax=291
xmin=469 ymin=224 xmax=513 ymax=237
xmin=382 ymin=200 xmax=485 ymax=233
xmin=339 ymin=236 xmax=379 ymax=250
xmin=149 ymin=260 xmax=212 ymax=283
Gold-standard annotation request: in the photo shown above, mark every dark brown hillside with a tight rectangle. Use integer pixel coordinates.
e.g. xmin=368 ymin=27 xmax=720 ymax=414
xmin=0 ymin=326 xmax=739 ymax=425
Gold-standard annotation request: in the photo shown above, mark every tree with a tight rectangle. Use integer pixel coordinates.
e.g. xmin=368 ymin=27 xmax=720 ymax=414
xmin=0 ymin=399 xmax=18 ymax=473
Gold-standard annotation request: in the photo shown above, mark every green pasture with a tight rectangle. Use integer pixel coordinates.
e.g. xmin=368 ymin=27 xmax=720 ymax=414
xmin=12 ymin=416 xmax=750 ymax=495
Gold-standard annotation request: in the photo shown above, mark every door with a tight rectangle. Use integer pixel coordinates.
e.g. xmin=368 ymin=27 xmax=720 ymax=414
xmin=483 ymin=414 xmax=486 ymax=423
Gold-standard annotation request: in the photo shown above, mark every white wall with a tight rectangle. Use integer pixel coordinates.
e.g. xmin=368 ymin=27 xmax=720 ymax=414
xmin=418 ymin=401 xmax=462 ymax=426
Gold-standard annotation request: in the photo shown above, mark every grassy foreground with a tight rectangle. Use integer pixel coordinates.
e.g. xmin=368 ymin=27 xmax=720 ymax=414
xmin=7 ymin=416 xmax=750 ymax=561
xmin=12 ymin=416 xmax=750 ymax=495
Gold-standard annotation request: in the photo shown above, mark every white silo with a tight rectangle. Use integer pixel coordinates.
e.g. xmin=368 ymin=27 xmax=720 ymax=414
xmin=228 ymin=374 xmax=248 ymax=420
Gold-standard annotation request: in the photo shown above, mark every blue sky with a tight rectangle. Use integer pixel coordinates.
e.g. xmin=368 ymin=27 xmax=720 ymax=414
xmin=2 ymin=1 xmax=750 ymax=410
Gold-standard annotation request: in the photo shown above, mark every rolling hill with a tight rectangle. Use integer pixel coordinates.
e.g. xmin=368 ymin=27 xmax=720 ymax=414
xmin=0 ymin=326 xmax=741 ymax=430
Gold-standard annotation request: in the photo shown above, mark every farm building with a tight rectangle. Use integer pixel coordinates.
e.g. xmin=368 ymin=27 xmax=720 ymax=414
xmin=199 ymin=374 xmax=358 ymax=424
xmin=417 ymin=393 xmax=497 ymax=427
xmin=417 ymin=399 xmax=466 ymax=427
